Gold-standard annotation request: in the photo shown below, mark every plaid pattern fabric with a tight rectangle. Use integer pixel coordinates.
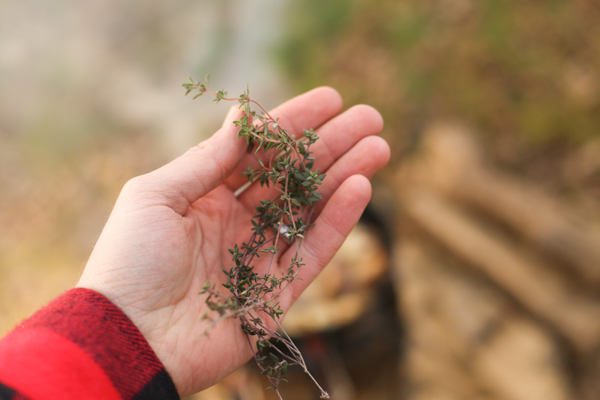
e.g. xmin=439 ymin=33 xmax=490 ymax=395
xmin=0 ymin=289 xmax=179 ymax=400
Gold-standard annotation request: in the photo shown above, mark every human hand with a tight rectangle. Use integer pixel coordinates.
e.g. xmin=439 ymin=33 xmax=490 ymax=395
xmin=77 ymin=87 xmax=390 ymax=397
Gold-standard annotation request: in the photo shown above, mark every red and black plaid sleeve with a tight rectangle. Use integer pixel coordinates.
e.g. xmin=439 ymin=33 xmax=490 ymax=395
xmin=0 ymin=288 xmax=180 ymax=400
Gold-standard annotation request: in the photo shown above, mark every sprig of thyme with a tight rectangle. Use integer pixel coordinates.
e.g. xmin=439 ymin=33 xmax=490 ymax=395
xmin=183 ymin=76 xmax=329 ymax=399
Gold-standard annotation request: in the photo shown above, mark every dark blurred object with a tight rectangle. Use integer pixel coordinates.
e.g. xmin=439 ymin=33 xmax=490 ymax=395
xmin=271 ymin=213 xmax=401 ymax=400
xmin=282 ymin=222 xmax=388 ymax=336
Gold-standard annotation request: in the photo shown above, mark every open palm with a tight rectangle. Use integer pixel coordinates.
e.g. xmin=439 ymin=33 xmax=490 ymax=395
xmin=77 ymin=87 xmax=390 ymax=397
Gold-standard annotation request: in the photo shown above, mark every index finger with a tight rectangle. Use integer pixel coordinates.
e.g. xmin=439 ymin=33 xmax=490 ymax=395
xmin=223 ymin=86 xmax=343 ymax=192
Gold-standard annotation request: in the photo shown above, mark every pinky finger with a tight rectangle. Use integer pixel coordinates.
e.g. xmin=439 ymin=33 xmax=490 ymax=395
xmin=278 ymin=174 xmax=372 ymax=310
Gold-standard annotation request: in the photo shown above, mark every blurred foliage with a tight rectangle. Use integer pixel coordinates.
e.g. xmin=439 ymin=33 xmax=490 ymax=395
xmin=279 ymin=0 xmax=600 ymax=170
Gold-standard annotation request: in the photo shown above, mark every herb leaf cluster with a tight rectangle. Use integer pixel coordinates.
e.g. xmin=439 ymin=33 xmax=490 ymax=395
xmin=183 ymin=76 xmax=330 ymax=399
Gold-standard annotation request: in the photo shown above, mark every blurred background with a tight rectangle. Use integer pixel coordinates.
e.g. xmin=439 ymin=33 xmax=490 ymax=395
xmin=2 ymin=1 xmax=600 ymax=399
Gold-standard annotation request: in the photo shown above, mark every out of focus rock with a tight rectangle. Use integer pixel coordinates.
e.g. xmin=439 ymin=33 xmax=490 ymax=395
xmin=395 ymin=239 xmax=572 ymax=400
xmin=399 ymin=187 xmax=600 ymax=352
xmin=405 ymin=124 xmax=600 ymax=287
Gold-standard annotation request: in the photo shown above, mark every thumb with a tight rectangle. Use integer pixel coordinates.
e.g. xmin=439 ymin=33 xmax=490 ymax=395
xmin=142 ymin=106 xmax=248 ymax=214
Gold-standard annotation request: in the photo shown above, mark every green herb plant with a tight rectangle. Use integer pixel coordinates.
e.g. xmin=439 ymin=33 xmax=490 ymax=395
xmin=183 ymin=76 xmax=329 ymax=400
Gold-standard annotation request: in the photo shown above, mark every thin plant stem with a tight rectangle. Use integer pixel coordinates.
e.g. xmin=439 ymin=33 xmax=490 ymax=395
xmin=186 ymin=77 xmax=329 ymax=399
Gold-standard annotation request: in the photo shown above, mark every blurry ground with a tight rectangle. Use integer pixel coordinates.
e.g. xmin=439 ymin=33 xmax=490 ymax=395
xmin=3 ymin=1 xmax=600 ymax=400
